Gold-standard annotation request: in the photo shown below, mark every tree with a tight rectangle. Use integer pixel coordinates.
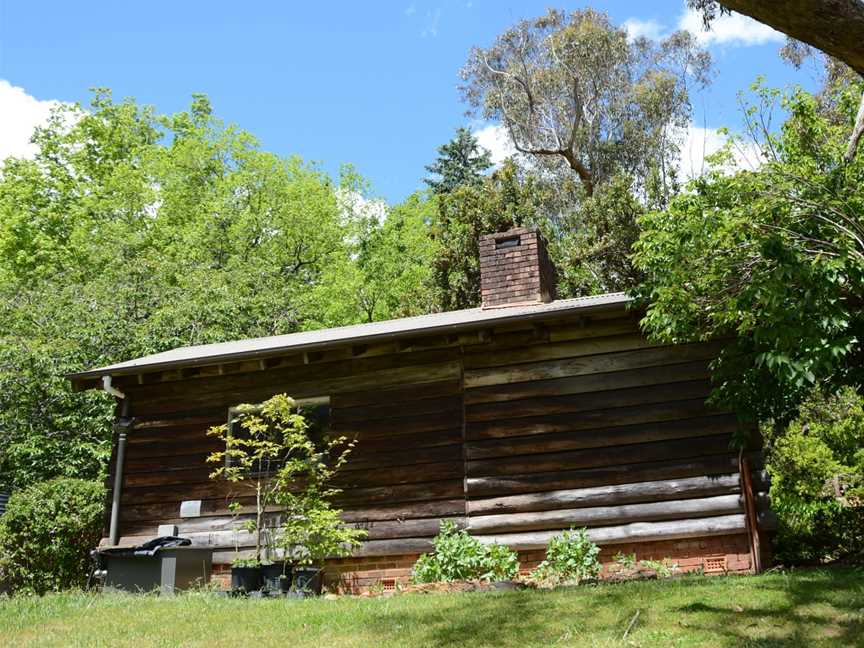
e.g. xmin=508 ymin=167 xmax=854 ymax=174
xmin=431 ymin=160 xmax=547 ymax=310
xmin=460 ymin=8 xmax=711 ymax=201
xmin=634 ymin=78 xmax=864 ymax=424
xmin=0 ymin=90 xmax=358 ymax=490
xmin=424 ymin=127 xmax=493 ymax=194
xmin=689 ymin=0 xmax=864 ymax=75
xmin=689 ymin=0 xmax=864 ymax=161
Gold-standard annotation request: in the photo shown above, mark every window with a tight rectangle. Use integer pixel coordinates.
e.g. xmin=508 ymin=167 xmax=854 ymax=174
xmin=225 ymin=396 xmax=331 ymax=474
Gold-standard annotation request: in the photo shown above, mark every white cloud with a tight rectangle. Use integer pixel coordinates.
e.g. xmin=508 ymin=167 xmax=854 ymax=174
xmin=421 ymin=8 xmax=441 ymax=38
xmin=677 ymin=7 xmax=784 ymax=47
xmin=622 ymin=18 xmax=665 ymax=42
xmin=678 ymin=123 xmax=763 ymax=179
xmin=0 ymin=80 xmax=65 ymax=162
xmin=473 ymin=123 xmax=515 ymax=166
xmin=404 ymin=4 xmax=416 ymax=16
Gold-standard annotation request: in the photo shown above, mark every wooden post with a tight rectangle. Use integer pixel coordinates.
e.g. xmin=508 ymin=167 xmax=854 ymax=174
xmin=739 ymin=451 xmax=762 ymax=573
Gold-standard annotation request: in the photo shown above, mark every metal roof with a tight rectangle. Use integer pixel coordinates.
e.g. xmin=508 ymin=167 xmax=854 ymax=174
xmin=68 ymin=292 xmax=631 ymax=381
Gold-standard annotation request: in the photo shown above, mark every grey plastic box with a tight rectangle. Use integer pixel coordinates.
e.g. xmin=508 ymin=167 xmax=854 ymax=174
xmin=102 ymin=547 xmax=212 ymax=594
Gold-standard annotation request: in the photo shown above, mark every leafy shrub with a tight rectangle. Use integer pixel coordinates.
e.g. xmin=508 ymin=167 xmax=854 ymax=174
xmin=0 ymin=478 xmax=105 ymax=594
xmin=531 ymin=528 xmax=601 ymax=586
xmin=411 ymin=521 xmax=519 ymax=583
xmin=766 ymin=386 xmax=864 ymax=563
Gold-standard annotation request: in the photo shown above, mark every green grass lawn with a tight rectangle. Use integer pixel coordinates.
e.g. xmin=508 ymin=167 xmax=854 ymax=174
xmin=1 ymin=567 xmax=862 ymax=647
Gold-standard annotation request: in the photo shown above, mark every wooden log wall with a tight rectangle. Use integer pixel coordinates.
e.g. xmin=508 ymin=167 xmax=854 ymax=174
xmin=460 ymin=320 xmax=752 ymax=551
xmin=104 ymin=310 xmax=761 ymax=561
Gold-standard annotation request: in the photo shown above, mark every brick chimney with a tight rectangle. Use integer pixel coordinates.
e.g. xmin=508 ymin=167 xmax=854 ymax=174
xmin=479 ymin=227 xmax=557 ymax=309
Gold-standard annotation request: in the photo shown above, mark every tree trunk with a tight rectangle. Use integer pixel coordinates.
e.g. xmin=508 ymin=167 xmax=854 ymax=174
xmin=720 ymin=0 xmax=864 ymax=75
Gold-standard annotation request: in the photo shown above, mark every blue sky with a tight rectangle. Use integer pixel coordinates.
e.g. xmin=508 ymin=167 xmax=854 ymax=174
xmin=0 ymin=1 xmax=817 ymax=203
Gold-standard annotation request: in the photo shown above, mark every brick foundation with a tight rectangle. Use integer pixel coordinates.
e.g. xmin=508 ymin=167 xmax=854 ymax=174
xmin=209 ymin=534 xmax=753 ymax=593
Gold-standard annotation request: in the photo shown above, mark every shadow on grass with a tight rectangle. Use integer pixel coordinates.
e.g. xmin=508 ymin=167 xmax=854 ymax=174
xmin=360 ymin=568 xmax=864 ymax=647
xmin=671 ymin=567 xmax=864 ymax=647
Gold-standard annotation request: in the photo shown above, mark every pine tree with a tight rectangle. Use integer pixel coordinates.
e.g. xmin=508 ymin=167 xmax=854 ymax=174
xmin=424 ymin=127 xmax=493 ymax=194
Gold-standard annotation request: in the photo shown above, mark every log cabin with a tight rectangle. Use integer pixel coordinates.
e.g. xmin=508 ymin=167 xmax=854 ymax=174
xmin=68 ymin=227 xmax=771 ymax=590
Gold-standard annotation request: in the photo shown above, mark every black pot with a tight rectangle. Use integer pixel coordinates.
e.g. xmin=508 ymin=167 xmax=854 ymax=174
xmin=231 ymin=565 xmax=263 ymax=593
xmin=261 ymin=562 xmax=292 ymax=594
xmin=291 ymin=566 xmax=323 ymax=596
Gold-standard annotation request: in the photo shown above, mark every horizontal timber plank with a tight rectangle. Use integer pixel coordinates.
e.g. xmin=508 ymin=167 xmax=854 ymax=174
xmin=131 ymin=362 xmax=462 ymax=417
xmin=332 ymin=380 xmax=461 ymax=409
xmin=132 ymin=347 xmax=461 ymax=404
xmin=474 ymin=514 xmax=747 ymax=550
xmin=465 ymin=415 xmax=737 ymax=460
xmin=341 ymin=443 xmax=463 ymax=472
xmin=462 ymin=333 xmax=656 ymax=370
xmin=466 ymin=380 xmax=712 ymax=423
xmin=464 ymin=361 xmax=711 ymax=405
xmin=466 ymin=398 xmax=720 ymax=440
xmin=334 ymin=395 xmax=462 ymax=424
xmin=466 ymin=454 xmax=744 ymax=497
xmin=466 ymin=433 xmax=734 ymax=478
xmin=467 ymin=474 xmax=742 ymax=515
xmin=467 ymin=494 xmax=743 ymax=534
xmin=464 ymin=342 xmax=721 ymax=389
xmin=120 ymin=497 xmax=465 ymax=527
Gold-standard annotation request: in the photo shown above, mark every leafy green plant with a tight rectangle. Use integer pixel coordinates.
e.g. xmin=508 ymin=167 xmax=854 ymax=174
xmin=766 ymin=386 xmax=864 ymax=562
xmin=411 ymin=521 xmax=519 ymax=583
xmin=209 ymin=394 xmax=366 ymax=568
xmin=530 ymin=528 xmax=601 ymax=586
xmin=638 ymin=559 xmax=679 ymax=578
xmin=0 ymin=478 xmax=104 ymax=594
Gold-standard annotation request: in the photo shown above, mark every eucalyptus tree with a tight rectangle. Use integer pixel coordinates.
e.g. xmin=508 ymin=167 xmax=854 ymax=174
xmin=460 ymin=8 xmax=711 ymax=203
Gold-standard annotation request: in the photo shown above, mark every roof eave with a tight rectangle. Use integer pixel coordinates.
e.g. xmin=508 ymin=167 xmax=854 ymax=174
xmin=67 ymin=296 xmax=633 ymax=387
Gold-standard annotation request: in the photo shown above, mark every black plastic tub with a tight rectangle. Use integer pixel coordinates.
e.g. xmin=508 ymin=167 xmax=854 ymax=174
xmin=231 ymin=565 xmax=263 ymax=593
xmin=291 ymin=566 xmax=323 ymax=596
xmin=261 ymin=562 xmax=292 ymax=594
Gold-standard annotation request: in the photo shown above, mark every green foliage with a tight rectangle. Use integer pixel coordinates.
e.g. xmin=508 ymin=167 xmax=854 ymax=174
xmin=411 ymin=521 xmax=519 ymax=583
xmin=208 ymin=394 xmax=365 ymax=565
xmin=461 ymin=8 xmax=710 ymax=200
xmin=530 ymin=528 xmax=601 ymax=586
xmin=431 ymin=161 xmax=547 ymax=310
xmin=634 ymin=77 xmax=864 ymax=424
xmin=0 ymin=90 xmax=435 ymax=492
xmin=0 ymin=478 xmax=105 ymax=594
xmin=766 ymin=387 xmax=864 ymax=562
xmin=424 ymin=127 xmax=492 ymax=195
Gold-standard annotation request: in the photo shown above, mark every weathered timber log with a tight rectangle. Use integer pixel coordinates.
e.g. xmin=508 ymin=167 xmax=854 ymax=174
xmin=474 ymin=514 xmax=747 ymax=550
xmin=339 ymin=442 xmax=463 ymax=472
xmin=467 ymin=474 xmax=742 ymax=515
xmin=333 ymin=379 xmax=460 ymax=409
xmin=131 ymin=347 xmax=461 ymax=404
xmin=334 ymin=461 xmax=462 ymax=488
xmin=466 ymin=380 xmax=712 ymax=422
xmin=467 ymin=434 xmax=734 ymax=478
xmin=121 ymin=497 xmax=466 ymax=527
xmin=463 ymin=333 xmax=656 ymax=370
xmin=334 ymin=395 xmax=461 ymax=424
xmin=467 ymin=494 xmax=743 ymax=534
xmin=336 ymin=410 xmax=462 ymax=439
xmin=547 ymin=317 xmax=639 ymax=342
xmin=464 ymin=342 xmax=722 ymax=389
xmin=466 ymin=455 xmax=746 ymax=497
xmin=465 ymin=415 xmax=737 ymax=460
xmin=466 ymin=398 xmax=719 ymax=440
xmin=124 ymin=514 xmax=465 ymax=541
xmin=465 ymin=360 xmax=711 ymax=405
xmin=132 ymin=361 xmax=462 ymax=417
